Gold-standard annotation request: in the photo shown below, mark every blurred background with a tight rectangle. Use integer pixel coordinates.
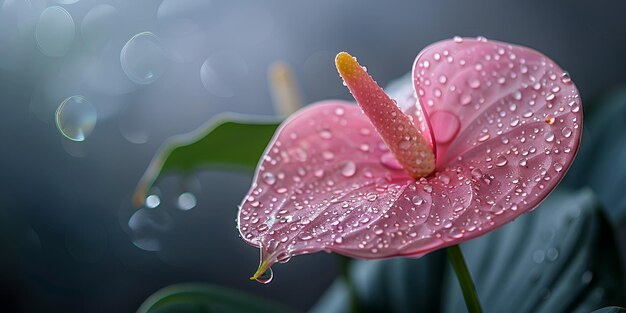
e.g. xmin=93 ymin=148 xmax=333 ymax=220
xmin=1 ymin=0 xmax=625 ymax=312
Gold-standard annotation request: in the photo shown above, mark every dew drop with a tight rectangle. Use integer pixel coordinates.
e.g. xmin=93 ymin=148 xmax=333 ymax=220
xmin=545 ymin=93 xmax=556 ymax=101
xmin=544 ymin=131 xmax=555 ymax=143
xmin=262 ymin=172 xmax=276 ymax=185
xmin=430 ymin=110 xmax=460 ymax=144
xmin=55 ymin=96 xmax=97 ymax=142
xmin=561 ymin=127 xmax=572 ymax=138
xmin=495 ymin=155 xmax=508 ymax=167
xmin=554 ymin=163 xmax=564 ymax=172
xmin=477 ymin=134 xmax=490 ymax=142
xmin=341 ymin=161 xmax=357 ymax=177
xmin=460 ymin=93 xmax=472 ymax=106
xmin=146 ymin=194 xmax=161 ymax=208
xmin=322 ymin=151 xmax=335 ymax=160
xmin=319 ymin=129 xmax=333 ymax=139
xmin=453 ymin=36 xmax=463 ymax=43
xmin=255 ymin=268 xmax=274 ymax=284
xmin=380 ymin=152 xmax=404 ymax=170
xmin=467 ymin=78 xmax=481 ymax=89
xmin=335 ymin=107 xmax=345 ymax=116
xmin=411 ymin=196 xmax=423 ymax=206
xmin=439 ymin=75 xmax=448 ymax=84
xmin=561 ymin=72 xmax=572 ymax=84
xmin=513 ymin=90 xmax=522 ymax=100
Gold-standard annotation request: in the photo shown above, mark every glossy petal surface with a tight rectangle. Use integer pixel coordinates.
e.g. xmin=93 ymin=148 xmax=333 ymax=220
xmin=239 ymin=38 xmax=583 ymax=276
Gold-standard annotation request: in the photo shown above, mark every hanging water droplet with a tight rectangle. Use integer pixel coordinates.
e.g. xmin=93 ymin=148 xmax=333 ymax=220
xmin=340 ymin=161 xmax=357 ymax=177
xmin=255 ymin=268 xmax=274 ymax=284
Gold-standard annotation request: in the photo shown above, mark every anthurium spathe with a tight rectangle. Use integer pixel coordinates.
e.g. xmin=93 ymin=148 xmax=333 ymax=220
xmin=238 ymin=38 xmax=582 ymax=282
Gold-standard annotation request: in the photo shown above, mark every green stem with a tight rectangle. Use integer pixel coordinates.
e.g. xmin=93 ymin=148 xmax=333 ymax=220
xmin=336 ymin=255 xmax=362 ymax=313
xmin=447 ymin=245 xmax=483 ymax=313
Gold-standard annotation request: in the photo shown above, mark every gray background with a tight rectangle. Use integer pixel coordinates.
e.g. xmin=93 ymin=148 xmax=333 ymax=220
xmin=1 ymin=0 xmax=625 ymax=312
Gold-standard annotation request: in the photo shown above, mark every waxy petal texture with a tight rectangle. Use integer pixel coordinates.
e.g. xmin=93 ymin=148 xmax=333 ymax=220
xmin=239 ymin=38 xmax=582 ymax=278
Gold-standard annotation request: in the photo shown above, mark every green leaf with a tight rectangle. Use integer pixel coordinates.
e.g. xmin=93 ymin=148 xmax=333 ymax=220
xmin=591 ymin=308 xmax=626 ymax=313
xmin=136 ymin=283 xmax=300 ymax=313
xmin=133 ymin=114 xmax=281 ymax=206
xmin=311 ymin=188 xmax=625 ymax=313
xmin=562 ymin=86 xmax=626 ymax=226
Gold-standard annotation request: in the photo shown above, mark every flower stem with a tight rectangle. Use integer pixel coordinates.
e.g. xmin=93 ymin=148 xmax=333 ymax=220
xmin=336 ymin=255 xmax=362 ymax=313
xmin=447 ymin=245 xmax=483 ymax=313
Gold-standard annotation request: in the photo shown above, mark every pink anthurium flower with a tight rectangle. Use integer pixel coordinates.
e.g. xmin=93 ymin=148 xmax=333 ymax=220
xmin=238 ymin=38 xmax=582 ymax=282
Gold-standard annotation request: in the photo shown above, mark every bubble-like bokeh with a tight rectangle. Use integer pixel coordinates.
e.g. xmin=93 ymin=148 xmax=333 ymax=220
xmin=127 ymin=208 xmax=171 ymax=251
xmin=120 ymin=32 xmax=166 ymax=85
xmin=53 ymin=0 xmax=81 ymax=4
xmin=35 ymin=6 xmax=75 ymax=57
xmin=200 ymin=52 xmax=248 ymax=98
xmin=55 ymin=95 xmax=97 ymax=142
xmin=80 ymin=4 xmax=118 ymax=50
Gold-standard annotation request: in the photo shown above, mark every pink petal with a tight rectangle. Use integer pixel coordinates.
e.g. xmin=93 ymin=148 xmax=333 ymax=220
xmin=240 ymin=39 xmax=582 ymax=279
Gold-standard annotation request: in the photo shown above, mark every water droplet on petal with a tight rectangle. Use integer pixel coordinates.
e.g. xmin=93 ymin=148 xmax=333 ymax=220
xmin=460 ymin=93 xmax=472 ymax=105
xmin=544 ymin=131 xmax=555 ymax=143
xmin=380 ymin=152 xmax=404 ymax=170
xmin=262 ymin=172 xmax=276 ymax=185
xmin=467 ymin=78 xmax=481 ymax=89
xmin=340 ymin=161 xmax=357 ymax=177
xmin=411 ymin=196 xmax=423 ymax=205
xmin=430 ymin=110 xmax=460 ymax=144
xmin=561 ymin=127 xmax=572 ymax=138
xmin=319 ymin=129 xmax=332 ymax=139
xmin=453 ymin=36 xmax=463 ymax=43
xmin=553 ymin=163 xmax=563 ymax=172
xmin=561 ymin=72 xmax=572 ymax=84
xmin=495 ymin=155 xmax=508 ymax=167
